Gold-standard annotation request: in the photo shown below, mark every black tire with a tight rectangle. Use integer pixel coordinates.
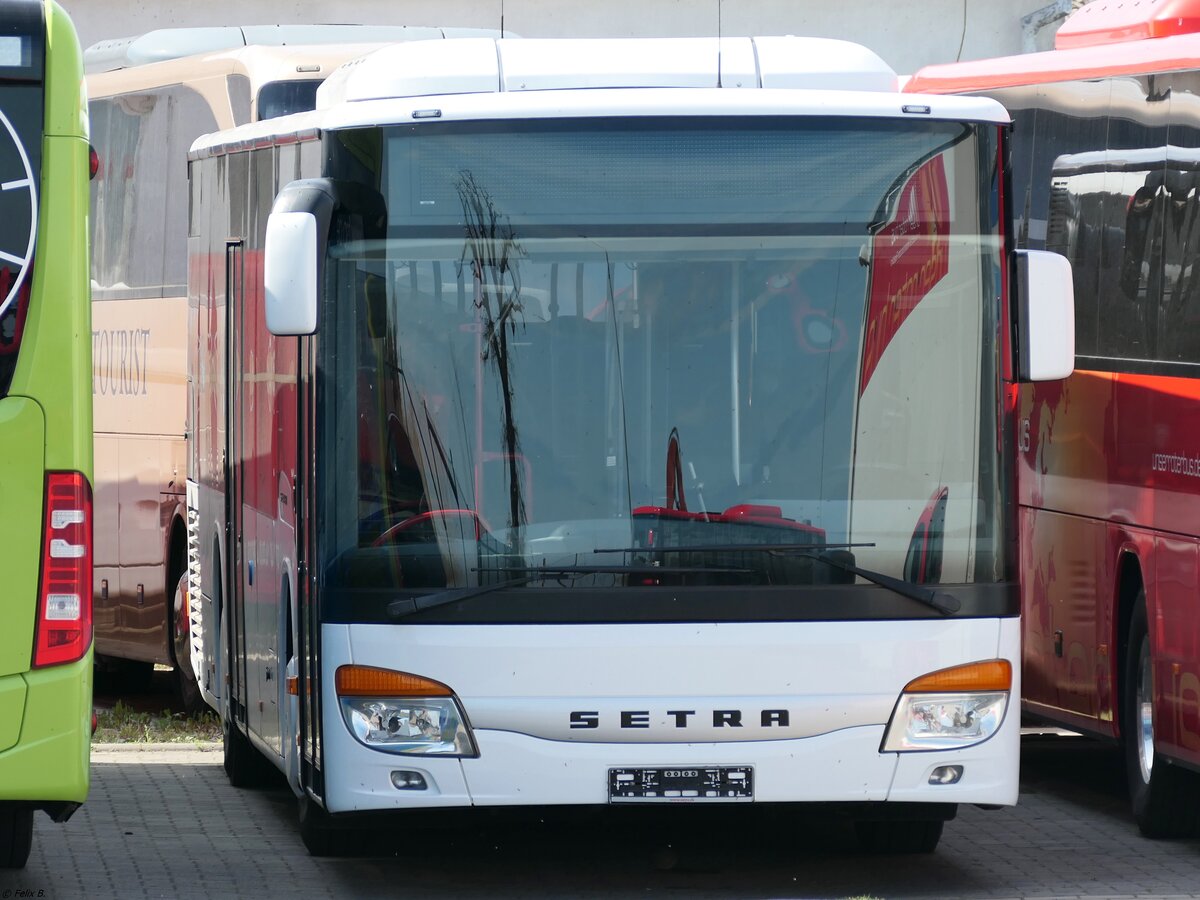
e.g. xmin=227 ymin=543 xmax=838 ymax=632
xmin=0 ymin=804 xmax=33 ymax=869
xmin=298 ymin=796 xmax=350 ymax=857
xmin=222 ymin=715 xmax=277 ymax=789
xmin=171 ymin=570 xmax=204 ymax=716
xmin=1123 ymin=593 xmax=1200 ymax=837
xmin=854 ymin=819 xmax=943 ymax=854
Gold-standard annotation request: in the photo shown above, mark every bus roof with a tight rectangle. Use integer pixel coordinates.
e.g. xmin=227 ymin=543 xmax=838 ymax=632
xmin=83 ymin=24 xmax=505 ymax=74
xmin=316 ymin=36 xmax=902 ymax=108
xmin=86 ymin=41 xmax=393 ymax=100
xmin=907 ymin=0 xmax=1200 ymax=93
xmin=189 ymin=37 xmax=1009 ymax=159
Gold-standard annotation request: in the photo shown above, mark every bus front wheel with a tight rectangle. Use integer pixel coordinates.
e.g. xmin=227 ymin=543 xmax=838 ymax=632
xmin=298 ymin=796 xmax=351 ymax=857
xmin=853 ymin=818 xmax=943 ymax=854
xmin=222 ymin=717 xmax=276 ymax=789
xmin=1124 ymin=593 xmax=1200 ymax=837
xmin=0 ymin=803 xmax=33 ymax=869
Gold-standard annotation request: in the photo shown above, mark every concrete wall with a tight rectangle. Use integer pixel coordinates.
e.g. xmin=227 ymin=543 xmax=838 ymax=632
xmin=60 ymin=0 xmax=1073 ymax=76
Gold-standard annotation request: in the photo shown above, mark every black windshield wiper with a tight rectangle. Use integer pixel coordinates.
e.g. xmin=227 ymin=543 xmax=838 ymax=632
xmin=386 ymin=563 xmax=752 ymax=620
xmin=492 ymin=564 xmax=753 ymax=576
xmin=594 ymin=543 xmax=960 ymax=616
xmin=595 ymin=542 xmax=872 ymax=554
xmin=805 ymin=553 xmax=961 ymax=616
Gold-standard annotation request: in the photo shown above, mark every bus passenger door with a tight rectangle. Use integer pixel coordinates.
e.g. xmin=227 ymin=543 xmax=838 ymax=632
xmin=297 ymin=333 xmax=323 ymax=798
xmin=244 ymin=201 xmax=281 ymax=754
xmin=224 ymin=240 xmax=249 ymax=729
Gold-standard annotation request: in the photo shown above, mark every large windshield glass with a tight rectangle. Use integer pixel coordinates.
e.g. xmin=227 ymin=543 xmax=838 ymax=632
xmin=317 ymin=117 xmax=1005 ymax=609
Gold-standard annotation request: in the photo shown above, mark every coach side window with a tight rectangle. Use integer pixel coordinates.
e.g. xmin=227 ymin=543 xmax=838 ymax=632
xmin=88 ymin=96 xmax=142 ymax=299
xmin=1158 ymin=73 xmax=1200 ymax=366
xmin=89 ymin=85 xmax=217 ymax=300
xmin=164 ymin=86 xmax=217 ymax=294
xmin=1036 ymin=83 xmax=1110 ymax=359
xmin=1099 ymin=77 xmax=1170 ymax=364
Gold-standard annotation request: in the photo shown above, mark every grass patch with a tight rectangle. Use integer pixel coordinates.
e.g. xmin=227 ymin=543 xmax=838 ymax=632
xmin=93 ymin=700 xmax=221 ymax=744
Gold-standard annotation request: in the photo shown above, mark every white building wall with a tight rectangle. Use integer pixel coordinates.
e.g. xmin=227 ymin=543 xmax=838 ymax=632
xmin=61 ymin=0 xmax=1075 ymax=76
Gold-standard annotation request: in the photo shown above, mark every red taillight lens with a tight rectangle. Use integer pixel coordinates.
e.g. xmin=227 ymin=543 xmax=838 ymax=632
xmin=88 ymin=144 xmax=99 ymax=181
xmin=32 ymin=472 xmax=93 ymax=668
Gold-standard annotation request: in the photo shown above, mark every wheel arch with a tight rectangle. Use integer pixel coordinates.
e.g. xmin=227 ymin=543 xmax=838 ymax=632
xmin=1115 ymin=549 xmax=1145 ymax=740
xmin=279 ymin=560 xmax=296 ymax=664
xmin=166 ymin=513 xmax=187 ymax=583
xmin=165 ymin=510 xmax=188 ymax=668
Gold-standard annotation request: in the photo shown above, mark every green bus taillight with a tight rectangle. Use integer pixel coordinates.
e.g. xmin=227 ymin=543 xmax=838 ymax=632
xmin=32 ymin=471 xmax=92 ymax=668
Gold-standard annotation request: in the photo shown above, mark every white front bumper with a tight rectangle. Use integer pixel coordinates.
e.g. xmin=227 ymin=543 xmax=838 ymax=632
xmin=319 ymin=617 xmax=1020 ymax=813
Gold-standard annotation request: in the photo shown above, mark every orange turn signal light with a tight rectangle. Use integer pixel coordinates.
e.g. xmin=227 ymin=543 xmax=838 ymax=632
xmin=903 ymin=659 xmax=1012 ymax=693
xmin=334 ymin=665 xmax=453 ymax=697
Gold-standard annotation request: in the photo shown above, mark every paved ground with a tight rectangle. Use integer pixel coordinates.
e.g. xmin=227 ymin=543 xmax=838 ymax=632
xmin=4 ymin=735 xmax=1200 ymax=899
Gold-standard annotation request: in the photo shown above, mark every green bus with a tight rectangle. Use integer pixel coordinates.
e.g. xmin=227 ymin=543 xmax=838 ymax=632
xmin=0 ymin=0 xmax=93 ymax=870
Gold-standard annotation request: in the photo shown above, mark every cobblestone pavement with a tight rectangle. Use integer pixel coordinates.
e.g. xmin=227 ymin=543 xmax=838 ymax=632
xmin=4 ymin=735 xmax=1200 ymax=899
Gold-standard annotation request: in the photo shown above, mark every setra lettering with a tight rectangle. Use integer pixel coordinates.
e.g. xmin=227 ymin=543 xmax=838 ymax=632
xmin=568 ymin=708 xmax=794 ymax=729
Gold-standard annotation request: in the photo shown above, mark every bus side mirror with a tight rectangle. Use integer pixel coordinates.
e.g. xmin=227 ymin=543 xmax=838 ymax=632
xmin=1016 ymin=249 xmax=1074 ymax=382
xmin=265 ymin=211 xmax=319 ymax=336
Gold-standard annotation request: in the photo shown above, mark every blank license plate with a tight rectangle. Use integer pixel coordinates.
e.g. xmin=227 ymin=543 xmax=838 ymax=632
xmin=608 ymin=766 xmax=753 ymax=802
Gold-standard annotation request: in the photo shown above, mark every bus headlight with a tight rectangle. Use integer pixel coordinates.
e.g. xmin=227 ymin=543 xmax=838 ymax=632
xmin=881 ymin=659 xmax=1011 ymax=753
xmin=335 ymin=665 xmax=478 ymax=757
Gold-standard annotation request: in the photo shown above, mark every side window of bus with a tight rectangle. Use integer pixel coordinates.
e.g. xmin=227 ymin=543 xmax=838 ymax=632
xmin=1098 ymin=76 xmax=1170 ymax=362
xmin=256 ymin=79 xmax=323 ymax=121
xmin=1038 ymin=82 xmax=1110 ymax=359
xmin=164 ymin=87 xmax=218 ymax=293
xmin=1159 ymin=72 xmax=1200 ymax=365
xmin=90 ymin=86 xmax=217 ymax=299
xmin=226 ymin=74 xmax=251 ymax=126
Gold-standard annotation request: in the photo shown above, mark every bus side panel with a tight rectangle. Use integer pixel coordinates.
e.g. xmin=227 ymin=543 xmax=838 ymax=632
xmin=234 ymin=143 xmax=302 ymax=761
xmin=92 ymin=434 xmax=120 ymax=651
xmin=243 ymin=235 xmax=284 ymax=755
xmin=1153 ymin=533 xmax=1200 ymax=766
xmin=91 ymin=294 xmax=187 ymax=665
xmin=1021 ymin=506 xmax=1156 ymax=738
xmin=188 ymin=150 xmax=229 ymax=712
xmin=1123 ymin=373 xmax=1200 ymax=534
xmin=0 ymin=75 xmax=91 ymax=684
xmin=1021 ymin=366 xmax=1200 ymax=753
xmin=0 ymin=657 xmax=91 ymax=801
xmin=0 ymin=0 xmax=91 ymax=809
xmin=1019 ymin=372 xmax=1115 ymax=728
xmin=0 ymin=399 xmax=46 ymax=679
xmin=43 ymin=1 xmax=87 ymax=142
xmin=1118 ymin=368 xmax=1200 ymax=767
xmin=12 ymin=140 xmax=91 ymax=472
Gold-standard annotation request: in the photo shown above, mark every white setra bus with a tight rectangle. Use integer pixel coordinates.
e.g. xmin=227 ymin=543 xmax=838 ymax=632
xmin=186 ymin=35 xmax=1075 ymax=855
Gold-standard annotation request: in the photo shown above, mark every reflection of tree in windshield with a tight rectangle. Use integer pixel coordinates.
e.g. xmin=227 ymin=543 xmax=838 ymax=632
xmin=456 ymin=171 xmax=527 ymax=544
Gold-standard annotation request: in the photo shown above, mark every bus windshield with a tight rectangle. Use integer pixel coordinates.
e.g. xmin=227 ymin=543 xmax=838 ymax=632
xmin=318 ymin=117 xmax=1005 ymax=610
